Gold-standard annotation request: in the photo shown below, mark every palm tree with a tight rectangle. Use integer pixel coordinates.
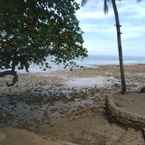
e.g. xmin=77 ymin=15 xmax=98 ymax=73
xmin=81 ymin=0 xmax=126 ymax=94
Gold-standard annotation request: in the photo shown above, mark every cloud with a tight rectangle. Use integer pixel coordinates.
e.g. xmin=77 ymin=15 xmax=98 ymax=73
xmin=118 ymin=1 xmax=145 ymax=21
xmin=77 ymin=10 xmax=113 ymax=20
xmin=76 ymin=0 xmax=145 ymax=56
xmin=122 ymin=24 xmax=145 ymax=39
xmin=80 ymin=22 xmax=145 ymax=39
xmin=80 ymin=23 xmax=114 ymax=33
xmin=76 ymin=0 xmax=114 ymax=20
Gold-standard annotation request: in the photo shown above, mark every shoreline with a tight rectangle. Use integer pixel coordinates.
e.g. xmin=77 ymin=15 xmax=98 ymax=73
xmin=1 ymin=64 xmax=145 ymax=94
xmin=5 ymin=63 xmax=145 ymax=75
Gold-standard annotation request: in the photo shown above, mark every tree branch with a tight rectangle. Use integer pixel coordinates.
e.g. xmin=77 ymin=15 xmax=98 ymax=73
xmin=0 ymin=70 xmax=18 ymax=87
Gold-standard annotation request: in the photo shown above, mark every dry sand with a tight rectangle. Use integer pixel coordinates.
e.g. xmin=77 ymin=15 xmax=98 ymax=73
xmin=114 ymin=92 xmax=145 ymax=117
xmin=0 ymin=128 xmax=72 ymax=145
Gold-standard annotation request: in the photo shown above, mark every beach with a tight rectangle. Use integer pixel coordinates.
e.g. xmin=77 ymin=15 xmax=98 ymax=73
xmin=0 ymin=64 xmax=145 ymax=145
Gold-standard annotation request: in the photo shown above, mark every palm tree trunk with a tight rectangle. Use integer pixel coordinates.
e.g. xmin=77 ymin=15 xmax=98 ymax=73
xmin=111 ymin=0 xmax=126 ymax=94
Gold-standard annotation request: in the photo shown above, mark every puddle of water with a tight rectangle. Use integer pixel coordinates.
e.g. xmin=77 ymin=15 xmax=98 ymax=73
xmin=65 ymin=76 xmax=117 ymax=89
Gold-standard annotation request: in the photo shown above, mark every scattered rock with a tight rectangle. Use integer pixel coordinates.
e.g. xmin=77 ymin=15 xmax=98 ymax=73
xmin=140 ymin=87 xmax=145 ymax=93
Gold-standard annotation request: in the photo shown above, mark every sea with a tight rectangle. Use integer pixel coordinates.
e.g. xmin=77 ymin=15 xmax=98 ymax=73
xmin=29 ymin=55 xmax=145 ymax=73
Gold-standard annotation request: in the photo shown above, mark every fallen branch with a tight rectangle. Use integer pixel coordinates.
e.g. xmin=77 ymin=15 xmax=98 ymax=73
xmin=0 ymin=70 xmax=18 ymax=87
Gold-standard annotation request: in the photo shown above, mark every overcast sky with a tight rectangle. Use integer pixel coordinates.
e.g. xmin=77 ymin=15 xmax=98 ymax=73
xmin=76 ymin=0 xmax=145 ymax=57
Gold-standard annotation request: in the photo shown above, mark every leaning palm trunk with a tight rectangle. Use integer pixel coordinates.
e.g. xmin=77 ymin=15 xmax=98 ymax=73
xmin=111 ymin=0 xmax=126 ymax=93
xmin=81 ymin=0 xmax=127 ymax=93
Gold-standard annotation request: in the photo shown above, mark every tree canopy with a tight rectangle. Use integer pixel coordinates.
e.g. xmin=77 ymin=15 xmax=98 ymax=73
xmin=0 ymin=0 xmax=87 ymax=85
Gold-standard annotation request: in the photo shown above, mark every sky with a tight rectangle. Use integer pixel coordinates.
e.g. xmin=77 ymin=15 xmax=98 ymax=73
xmin=76 ymin=0 xmax=145 ymax=57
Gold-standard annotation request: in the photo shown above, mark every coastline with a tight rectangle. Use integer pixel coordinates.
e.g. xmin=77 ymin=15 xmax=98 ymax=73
xmin=1 ymin=64 xmax=145 ymax=101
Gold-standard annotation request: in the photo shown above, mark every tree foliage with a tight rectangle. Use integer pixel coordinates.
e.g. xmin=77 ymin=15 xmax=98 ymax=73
xmin=0 ymin=0 xmax=87 ymax=85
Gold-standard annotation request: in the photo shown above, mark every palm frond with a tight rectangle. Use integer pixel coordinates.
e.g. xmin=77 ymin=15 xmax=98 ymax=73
xmin=104 ymin=0 xmax=110 ymax=14
xmin=81 ymin=0 xmax=88 ymax=6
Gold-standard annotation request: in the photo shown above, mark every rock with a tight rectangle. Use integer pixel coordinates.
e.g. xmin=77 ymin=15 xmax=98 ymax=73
xmin=0 ymin=86 xmax=106 ymax=127
xmin=140 ymin=87 xmax=145 ymax=93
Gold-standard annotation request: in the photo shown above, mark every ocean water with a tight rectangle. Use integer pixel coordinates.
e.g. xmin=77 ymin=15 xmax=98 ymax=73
xmin=76 ymin=55 xmax=145 ymax=66
xmin=29 ymin=55 xmax=145 ymax=72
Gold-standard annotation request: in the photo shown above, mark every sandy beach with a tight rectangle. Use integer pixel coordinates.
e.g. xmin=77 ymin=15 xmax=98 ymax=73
xmin=0 ymin=64 xmax=145 ymax=145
